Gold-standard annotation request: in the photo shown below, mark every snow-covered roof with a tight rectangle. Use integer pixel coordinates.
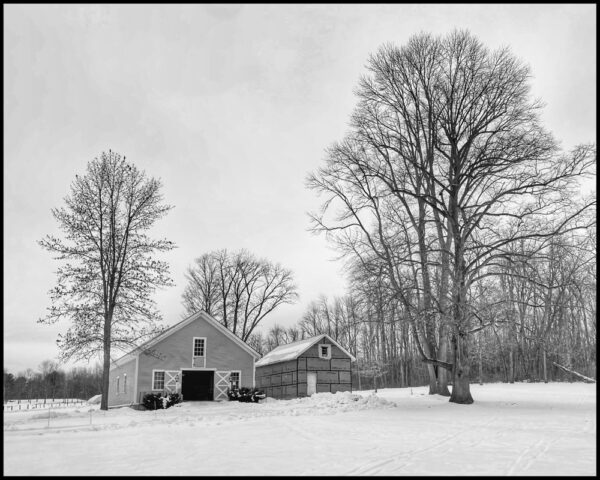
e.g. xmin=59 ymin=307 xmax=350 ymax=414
xmin=255 ymin=334 xmax=356 ymax=367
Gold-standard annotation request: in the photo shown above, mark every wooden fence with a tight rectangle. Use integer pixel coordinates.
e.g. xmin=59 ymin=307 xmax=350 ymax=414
xmin=3 ymin=399 xmax=88 ymax=412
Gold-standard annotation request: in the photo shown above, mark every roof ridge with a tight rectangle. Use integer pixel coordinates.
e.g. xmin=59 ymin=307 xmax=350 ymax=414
xmin=112 ymin=310 xmax=261 ymax=366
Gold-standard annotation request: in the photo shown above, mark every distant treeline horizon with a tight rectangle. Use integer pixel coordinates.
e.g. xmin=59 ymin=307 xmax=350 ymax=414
xmin=3 ymin=360 xmax=102 ymax=402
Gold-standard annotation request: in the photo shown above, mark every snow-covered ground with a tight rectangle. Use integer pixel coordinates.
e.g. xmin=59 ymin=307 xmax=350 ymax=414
xmin=3 ymin=382 xmax=595 ymax=476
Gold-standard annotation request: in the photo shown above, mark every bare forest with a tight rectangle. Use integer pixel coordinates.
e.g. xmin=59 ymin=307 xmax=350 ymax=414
xmin=252 ymin=31 xmax=596 ymax=402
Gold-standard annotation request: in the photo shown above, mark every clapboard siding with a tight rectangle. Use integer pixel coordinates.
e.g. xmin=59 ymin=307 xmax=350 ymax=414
xmin=137 ymin=316 xmax=255 ymax=402
xmin=108 ymin=312 xmax=258 ymax=407
xmin=107 ymin=357 xmax=137 ymax=406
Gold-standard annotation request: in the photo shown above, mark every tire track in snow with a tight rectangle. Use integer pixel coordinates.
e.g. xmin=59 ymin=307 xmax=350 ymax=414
xmin=343 ymin=415 xmax=501 ymax=476
xmin=506 ymin=437 xmax=557 ymax=475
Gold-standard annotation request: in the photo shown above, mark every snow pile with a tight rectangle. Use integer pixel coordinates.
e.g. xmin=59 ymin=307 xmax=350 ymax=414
xmin=297 ymin=391 xmax=396 ymax=410
xmin=31 ymin=410 xmax=72 ymax=420
xmin=243 ymin=391 xmax=396 ymax=418
xmin=87 ymin=395 xmax=101 ymax=404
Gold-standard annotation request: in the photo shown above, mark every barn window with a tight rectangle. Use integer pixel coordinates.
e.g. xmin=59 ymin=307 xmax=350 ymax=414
xmin=152 ymin=370 xmax=165 ymax=390
xmin=318 ymin=344 xmax=331 ymax=360
xmin=116 ymin=376 xmax=120 ymax=395
xmin=123 ymin=374 xmax=127 ymax=394
xmin=230 ymin=371 xmax=240 ymax=390
xmin=193 ymin=337 xmax=206 ymax=357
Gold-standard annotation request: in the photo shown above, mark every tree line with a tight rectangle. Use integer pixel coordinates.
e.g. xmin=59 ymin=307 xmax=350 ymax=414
xmin=250 ymin=30 xmax=596 ymax=400
xmin=302 ymin=30 xmax=595 ymax=403
xmin=252 ymin=222 xmax=595 ymax=390
xmin=3 ymin=361 xmax=102 ymax=402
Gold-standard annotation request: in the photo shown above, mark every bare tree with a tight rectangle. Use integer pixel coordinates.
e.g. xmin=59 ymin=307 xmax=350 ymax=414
xmin=308 ymin=30 xmax=595 ymax=403
xmin=182 ymin=254 xmax=220 ymax=317
xmin=182 ymin=249 xmax=298 ymax=341
xmin=39 ymin=151 xmax=175 ymax=410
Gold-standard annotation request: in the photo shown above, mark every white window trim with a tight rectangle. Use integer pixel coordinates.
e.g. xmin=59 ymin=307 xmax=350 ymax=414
xmin=152 ymin=369 xmax=166 ymax=391
xmin=229 ymin=370 xmax=241 ymax=389
xmin=192 ymin=337 xmax=207 ymax=358
xmin=318 ymin=344 xmax=332 ymax=360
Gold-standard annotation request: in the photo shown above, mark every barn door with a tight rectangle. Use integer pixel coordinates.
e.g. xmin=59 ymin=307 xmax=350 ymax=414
xmin=307 ymin=372 xmax=317 ymax=396
xmin=214 ymin=371 xmax=231 ymax=401
xmin=164 ymin=371 xmax=180 ymax=393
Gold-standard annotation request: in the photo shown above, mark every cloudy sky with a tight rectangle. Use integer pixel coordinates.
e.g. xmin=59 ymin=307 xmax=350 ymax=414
xmin=4 ymin=4 xmax=596 ymax=374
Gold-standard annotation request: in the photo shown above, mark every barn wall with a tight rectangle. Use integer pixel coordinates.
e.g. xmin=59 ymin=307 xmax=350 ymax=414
xmin=300 ymin=342 xmax=352 ymax=395
xmin=256 ymin=359 xmax=298 ymax=400
xmin=257 ymin=340 xmax=352 ymax=399
xmin=136 ymin=317 xmax=255 ymax=403
xmin=107 ymin=357 xmax=137 ymax=407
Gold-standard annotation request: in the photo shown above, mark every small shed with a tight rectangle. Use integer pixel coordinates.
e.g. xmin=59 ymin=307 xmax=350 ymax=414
xmin=255 ymin=334 xmax=356 ymax=399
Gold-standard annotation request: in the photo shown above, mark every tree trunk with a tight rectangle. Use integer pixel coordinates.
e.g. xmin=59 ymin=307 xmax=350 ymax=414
xmin=436 ymin=328 xmax=451 ymax=396
xmin=100 ymin=313 xmax=112 ymax=411
xmin=509 ymin=349 xmax=515 ymax=384
xmin=478 ymin=334 xmax=483 ymax=385
xmin=449 ymin=332 xmax=474 ymax=404
xmin=542 ymin=347 xmax=548 ymax=383
xmin=426 ymin=364 xmax=438 ymax=394
xmin=449 ymin=266 xmax=473 ymax=404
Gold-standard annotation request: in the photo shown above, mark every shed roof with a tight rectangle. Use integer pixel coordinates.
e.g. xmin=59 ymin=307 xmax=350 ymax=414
xmin=255 ymin=333 xmax=356 ymax=367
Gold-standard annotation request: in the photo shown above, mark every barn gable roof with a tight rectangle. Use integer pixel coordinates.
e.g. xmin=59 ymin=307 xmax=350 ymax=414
xmin=112 ymin=311 xmax=261 ymax=367
xmin=255 ymin=333 xmax=356 ymax=367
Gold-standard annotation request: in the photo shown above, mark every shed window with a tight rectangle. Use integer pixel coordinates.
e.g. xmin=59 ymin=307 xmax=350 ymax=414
xmin=319 ymin=344 xmax=331 ymax=359
xmin=116 ymin=376 xmax=120 ymax=395
xmin=193 ymin=338 xmax=205 ymax=357
xmin=123 ymin=374 xmax=127 ymax=394
xmin=153 ymin=371 xmax=165 ymax=390
xmin=230 ymin=372 xmax=240 ymax=390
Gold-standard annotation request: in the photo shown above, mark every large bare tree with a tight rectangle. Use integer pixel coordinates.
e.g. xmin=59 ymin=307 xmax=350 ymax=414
xmin=182 ymin=249 xmax=298 ymax=341
xmin=308 ymin=30 xmax=595 ymax=403
xmin=39 ymin=151 xmax=175 ymax=410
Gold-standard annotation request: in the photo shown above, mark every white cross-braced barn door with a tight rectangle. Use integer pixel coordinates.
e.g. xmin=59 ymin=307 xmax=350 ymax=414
xmin=164 ymin=371 xmax=180 ymax=393
xmin=215 ymin=371 xmax=231 ymax=400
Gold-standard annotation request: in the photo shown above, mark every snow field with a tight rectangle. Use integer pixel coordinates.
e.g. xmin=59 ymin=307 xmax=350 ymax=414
xmin=3 ymin=382 xmax=595 ymax=476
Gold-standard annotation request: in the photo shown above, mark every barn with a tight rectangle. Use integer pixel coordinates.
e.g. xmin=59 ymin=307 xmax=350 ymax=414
xmin=255 ymin=334 xmax=356 ymax=399
xmin=107 ymin=311 xmax=261 ymax=408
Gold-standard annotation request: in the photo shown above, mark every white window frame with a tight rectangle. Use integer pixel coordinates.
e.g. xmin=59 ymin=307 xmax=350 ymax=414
xmin=318 ymin=344 xmax=332 ymax=360
xmin=229 ymin=370 xmax=241 ymax=390
xmin=152 ymin=370 xmax=166 ymax=391
xmin=192 ymin=337 xmax=207 ymax=358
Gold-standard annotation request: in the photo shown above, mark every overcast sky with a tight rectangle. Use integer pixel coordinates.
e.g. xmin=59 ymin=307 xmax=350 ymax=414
xmin=4 ymin=4 xmax=596 ymax=374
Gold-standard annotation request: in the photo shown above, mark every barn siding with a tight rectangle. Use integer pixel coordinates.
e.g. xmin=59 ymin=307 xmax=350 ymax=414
xmin=255 ymin=340 xmax=353 ymax=400
xmin=108 ymin=357 xmax=137 ymax=407
xmin=298 ymin=342 xmax=352 ymax=397
xmin=255 ymin=359 xmax=298 ymax=400
xmin=136 ymin=317 xmax=255 ymax=403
